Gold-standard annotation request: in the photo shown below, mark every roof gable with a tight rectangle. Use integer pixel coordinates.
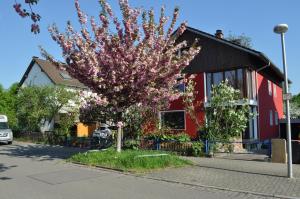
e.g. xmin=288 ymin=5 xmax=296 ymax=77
xmin=19 ymin=57 xmax=87 ymax=89
xmin=178 ymin=27 xmax=288 ymax=85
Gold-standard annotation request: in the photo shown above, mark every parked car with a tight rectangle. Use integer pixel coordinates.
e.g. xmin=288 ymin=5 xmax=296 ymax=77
xmin=90 ymin=123 xmax=113 ymax=149
xmin=0 ymin=115 xmax=13 ymax=144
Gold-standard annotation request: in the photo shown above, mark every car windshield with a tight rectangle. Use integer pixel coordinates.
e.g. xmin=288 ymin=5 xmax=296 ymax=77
xmin=0 ymin=122 xmax=8 ymax=129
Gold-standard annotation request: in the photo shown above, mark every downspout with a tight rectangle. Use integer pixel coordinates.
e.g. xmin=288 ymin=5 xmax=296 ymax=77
xmin=257 ymin=61 xmax=271 ymax=72
xmin=203 ymin=72 xmax=208 ymax=132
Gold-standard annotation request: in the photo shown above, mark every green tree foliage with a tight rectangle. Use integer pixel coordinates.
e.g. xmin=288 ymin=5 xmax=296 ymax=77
xmin=291 ymin=93 xmax=300 ymax=118
xmin=291 ymin=93 xmax=300 ymax=107
xmin=16 ymin=86 xmax=79 ymax=132
xmin=55 ymin=112 xmax=78 ymax=137
xmin=205 ymin=81 xmax=250 ymax=141
xmin=122 ymin=105 xmax=147 ymax=139
xmin=80 ymin=103 xmax=150 ymax=139
xmin=226 ymin=33 xmax=252 ymax=48
xmin=0 ymin=83 xmax=19 ymax=130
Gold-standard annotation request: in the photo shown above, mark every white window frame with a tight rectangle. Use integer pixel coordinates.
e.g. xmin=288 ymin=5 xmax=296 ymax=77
xmin=159 ymin=110 xmax=186 ymax=130
xmin=268 ymin=80 xmax=272 ymax=96
xmin=273 ymin=83 xmax=277 ymax=98
xmin=275 ymin=111 xmax=279 ymax=125
xmin=269 ymin=110 xmax=273 ymax=126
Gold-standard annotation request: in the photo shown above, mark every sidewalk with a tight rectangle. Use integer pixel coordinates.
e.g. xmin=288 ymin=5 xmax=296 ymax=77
xmin=144 ymin=157 xmax=300 ymax=198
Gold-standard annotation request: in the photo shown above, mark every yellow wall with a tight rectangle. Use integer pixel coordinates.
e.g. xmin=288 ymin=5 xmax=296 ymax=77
xmin=77 ymin=122 xmax=97 ymax=137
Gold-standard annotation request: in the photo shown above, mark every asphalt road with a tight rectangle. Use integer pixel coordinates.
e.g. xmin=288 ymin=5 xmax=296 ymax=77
xmin=0 ymin=142 xmax=272 ymax=199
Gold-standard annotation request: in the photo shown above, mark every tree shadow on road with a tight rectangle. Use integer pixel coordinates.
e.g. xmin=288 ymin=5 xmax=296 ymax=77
xmin=0 ymin=163 xmax=17 ymax=172
xmin=0 ymin=142 xmax=88 ymax=161
xmin=0 ymin=163 xmax=17 ymax=181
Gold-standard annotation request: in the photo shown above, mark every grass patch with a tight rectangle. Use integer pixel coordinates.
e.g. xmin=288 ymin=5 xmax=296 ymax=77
xmin=69 ymin=149 xmax=192 ymax=172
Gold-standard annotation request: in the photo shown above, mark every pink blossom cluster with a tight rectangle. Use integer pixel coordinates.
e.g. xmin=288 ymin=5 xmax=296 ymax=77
xmin=13 ymin=0 xmax=41 ymax=34
xmin=79 ymin=91 xmax=108 ymax=109
xmin=45 ymin=0 xmax=201 ymax=119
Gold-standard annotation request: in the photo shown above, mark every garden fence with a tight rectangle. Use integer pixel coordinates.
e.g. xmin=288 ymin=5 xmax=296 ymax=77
xmin=204 ymin=139 xmax=272 ymax=157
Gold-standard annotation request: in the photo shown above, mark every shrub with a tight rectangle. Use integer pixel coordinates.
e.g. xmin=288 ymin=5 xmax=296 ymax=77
xmin=123 ymin=139 xmax=141 ymax=150
xmin=144 ymin=132 xmax=191 ymax=143
xmin=191 ymin=141 xmax=204 ymax=156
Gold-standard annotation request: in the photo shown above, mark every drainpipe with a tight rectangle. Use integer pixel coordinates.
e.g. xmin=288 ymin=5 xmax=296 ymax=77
xmin=257 ymin=61 xmax=271 ymax=72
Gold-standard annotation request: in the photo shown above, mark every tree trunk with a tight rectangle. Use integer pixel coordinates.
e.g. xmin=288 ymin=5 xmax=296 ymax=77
xmin=117 ymin=125 xmax=122 ymax=152
xmin=116 ymin=112 xmax=123 ymax=153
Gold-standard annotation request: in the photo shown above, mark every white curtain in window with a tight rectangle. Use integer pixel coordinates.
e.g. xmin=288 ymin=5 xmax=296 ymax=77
xmin=275 ymin=112 xmax=279 ymax=125
xmin=270 ymin=110 xmax=273 ymax=126
xmin=268 ymin=80 xmax=272 ymax=96
xmin=273 ymin=83 xmax=277 ymax=97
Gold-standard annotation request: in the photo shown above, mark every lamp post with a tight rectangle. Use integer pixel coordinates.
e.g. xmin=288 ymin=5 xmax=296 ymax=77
xmin=273 ymin=24 xmax=293 ymax=178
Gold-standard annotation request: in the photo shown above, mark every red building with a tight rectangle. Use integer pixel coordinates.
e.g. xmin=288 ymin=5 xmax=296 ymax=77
xmin=160 ymin=27 xmax=287 ymax=141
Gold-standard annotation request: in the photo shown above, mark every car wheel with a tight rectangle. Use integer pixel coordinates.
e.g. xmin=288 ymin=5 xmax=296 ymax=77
xmin=7 ymin=141 xmax=12 ymax=145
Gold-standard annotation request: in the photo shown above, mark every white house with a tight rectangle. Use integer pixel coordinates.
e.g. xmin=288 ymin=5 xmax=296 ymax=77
xmin=19 ymin=56 xmax=89 ymax=132
xmin=20 ymin=56 xmax=87 ymax=89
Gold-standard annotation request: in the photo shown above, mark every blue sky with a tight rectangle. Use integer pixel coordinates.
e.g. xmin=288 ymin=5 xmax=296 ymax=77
xmin=0 ymin=0 xmax=299 ymax=94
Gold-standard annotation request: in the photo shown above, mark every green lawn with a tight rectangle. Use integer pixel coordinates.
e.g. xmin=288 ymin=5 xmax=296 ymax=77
xmin=69 ymin=149 xmax=192 ymax=172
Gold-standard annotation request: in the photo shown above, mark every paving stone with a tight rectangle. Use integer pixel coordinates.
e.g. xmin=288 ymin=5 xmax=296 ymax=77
xmin=145 ymin=157 xmax=300 ymax=198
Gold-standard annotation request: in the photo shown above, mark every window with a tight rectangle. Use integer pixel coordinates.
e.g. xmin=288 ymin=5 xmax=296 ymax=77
xmin=275 ymin=112 xmax=279 ymax=125
xmin=269 ymin=110 xmax=273 ymax=126
xmin=205 ymin=68 xmax=256 ymax=101
xmin=206 ymin=73 xmax=212 ymax=101
xmin=273 ymin=83 xmax=277 ymax=98
xmin=246 ymin=70 xmax=253 ymax=99
xmin=252 ymin=71 xmax=257 ymax=100
xmin=236 ymin=69 xmax=244 ymax=98
xmin=213 ymin=72 xmax=223 ymax=86
xmin=174 ymin=77 xmax=185 ymax=93
xmin=268 ymin=80 xmax=272 ymax=96
xmin=174 ymin=83 xmax=185 ymax=92
xmin=160 ymin=111 xmax=185 ymax=130
xmin=0 ymin=122 xmax=8 ymax=129
xmin=60 ymin=72 xmax=72 ymax=80
xmin=225 ymin=70 xmax=236 ymax=88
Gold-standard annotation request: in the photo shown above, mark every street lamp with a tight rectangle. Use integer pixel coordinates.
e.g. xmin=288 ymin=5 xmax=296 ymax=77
xmin=273 ymin=23 xmax=293 ymax=178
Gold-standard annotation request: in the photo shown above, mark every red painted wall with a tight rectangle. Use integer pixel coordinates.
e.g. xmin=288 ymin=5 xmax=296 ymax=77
xmin=168 ymin=73 xmax=206 ymax=138
xmin=164 ymin=71 xmax=284 ymax=140
xmin=257 ymin=72 xmax=283 ymax=140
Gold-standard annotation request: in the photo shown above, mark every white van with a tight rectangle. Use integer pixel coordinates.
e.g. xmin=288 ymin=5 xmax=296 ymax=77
xmin=0 ymin=115 xmax=13 ymax=144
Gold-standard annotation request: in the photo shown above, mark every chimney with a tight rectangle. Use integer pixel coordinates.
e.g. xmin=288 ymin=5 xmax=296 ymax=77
xmin=215 ymin=29 xmax=224 ymax=39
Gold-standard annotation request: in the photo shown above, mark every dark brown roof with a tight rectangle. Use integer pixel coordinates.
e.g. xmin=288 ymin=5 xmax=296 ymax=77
xmin=19 ymin=57 xmax=87 ymax=89
xmin=176 ymin=26 xmax=291 ymax=85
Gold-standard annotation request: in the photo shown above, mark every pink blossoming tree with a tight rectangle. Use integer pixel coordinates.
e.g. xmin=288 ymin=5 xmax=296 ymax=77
xmin=42 ymin=0 xmax=201 ymax=151
xmin=13 ymin=0 xmax=41 ymax=34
